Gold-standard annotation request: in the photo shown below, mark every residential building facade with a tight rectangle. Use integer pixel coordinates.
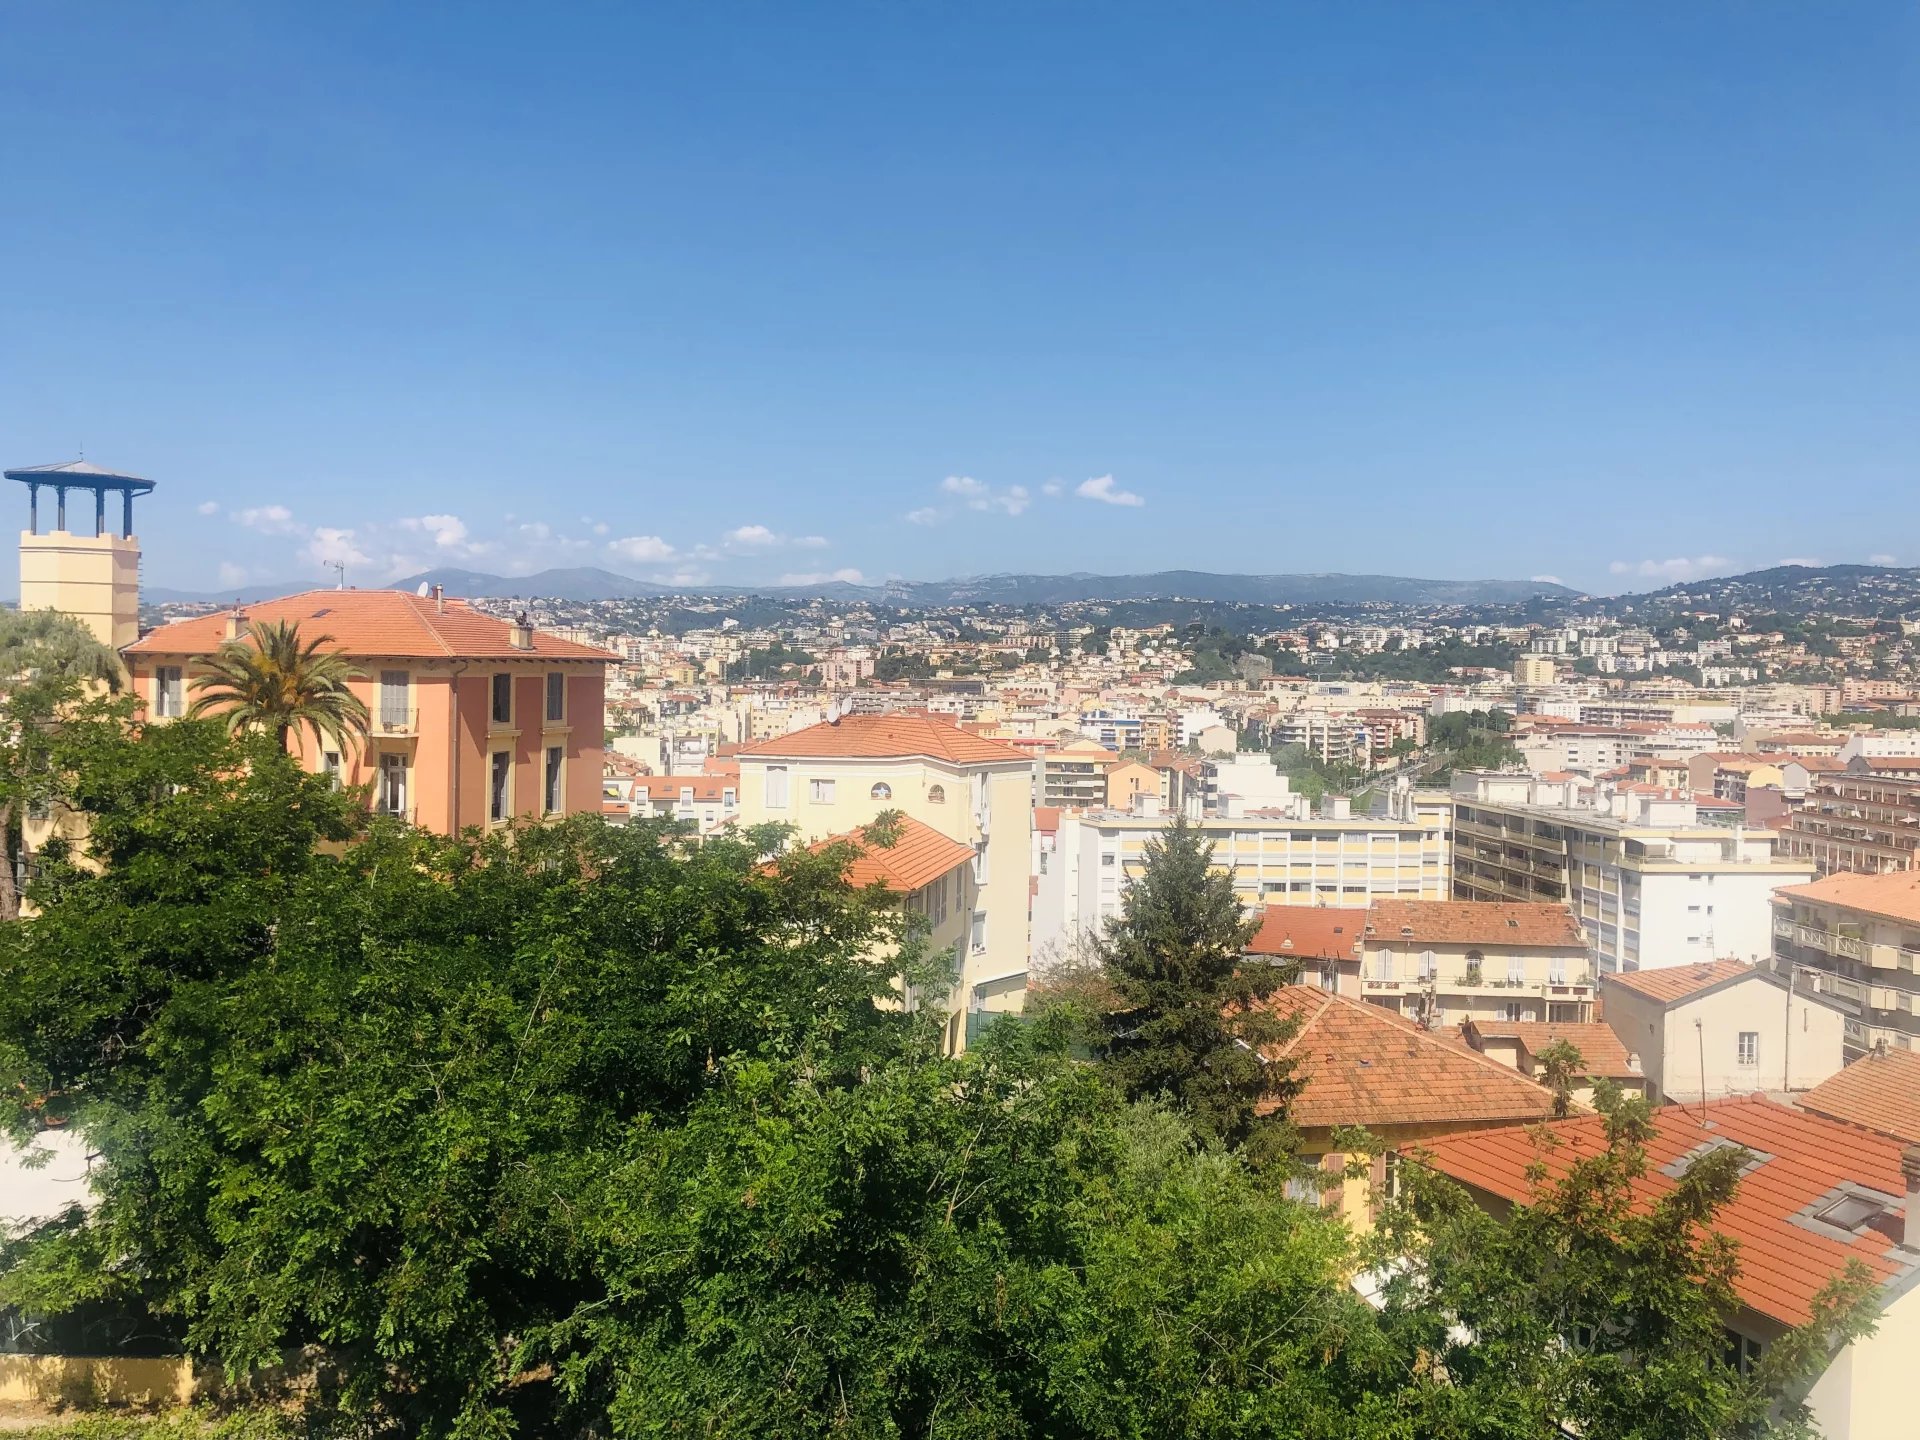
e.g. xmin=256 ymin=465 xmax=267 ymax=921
xmin=1771 ymin=870 xmax=1920 ymax=1057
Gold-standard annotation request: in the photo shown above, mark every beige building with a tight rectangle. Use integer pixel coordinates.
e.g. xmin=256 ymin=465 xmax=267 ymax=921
xmin=1040 ymin=737 xmax=1119 ymax=808
xmin=1771 ymin=870 xmax=1920 ymax=1057
xmin=1354 ymin=899 xmax=1595 ymax=1027
xmin=735 ymin=713 xmax=1033 ymax=1047
xmin=8 ymin=459 xmax=153 ymax=648
xmin=1461 ymin=1019 xmax=1648 ymax=1107
xmin=1599 ymin=959 xmax=1847 ymax=1102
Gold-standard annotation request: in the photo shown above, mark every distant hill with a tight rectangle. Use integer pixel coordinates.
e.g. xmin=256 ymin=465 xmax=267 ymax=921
xmin=379 ymin=567 xmax=1580 ymax=606
xmin=1602 ymin=563 xmax=1920 ymax=617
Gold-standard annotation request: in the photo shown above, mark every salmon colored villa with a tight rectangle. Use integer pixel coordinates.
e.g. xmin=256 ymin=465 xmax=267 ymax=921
xmin=124 ymin=589 xmax=615 ymax=834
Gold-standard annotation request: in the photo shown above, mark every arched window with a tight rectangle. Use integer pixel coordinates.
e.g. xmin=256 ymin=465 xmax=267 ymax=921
xmin=927 ymin=784 xmax=946 ymax=803
xmin=870 ymin=782 xmax=892 ymax=800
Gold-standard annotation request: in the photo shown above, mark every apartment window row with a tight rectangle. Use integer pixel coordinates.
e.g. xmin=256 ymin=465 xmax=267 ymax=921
xmin=488 ymin=746 xmax=569 ymax=823
xmin=491 ymin=671 xmax=572 ymax=727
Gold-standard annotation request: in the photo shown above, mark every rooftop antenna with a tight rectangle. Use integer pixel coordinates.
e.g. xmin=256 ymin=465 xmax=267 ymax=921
xmin=328 ymin=559 xmax=346 ymax=590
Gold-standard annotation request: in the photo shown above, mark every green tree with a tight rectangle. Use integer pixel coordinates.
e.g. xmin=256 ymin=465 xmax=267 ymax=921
xmin=187 ymin=618 xmax=370 ymax=754
xmin=0 ymin=609 xmax=127 ymax=921
xmin=1096 ymin=816 xmax=1298 ymax=1159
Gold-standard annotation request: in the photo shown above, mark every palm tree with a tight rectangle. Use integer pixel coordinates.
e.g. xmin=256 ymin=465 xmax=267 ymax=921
xmin=0 ymin=608 xmax=128 ymax=920
xmin=188 ymin=618 xmax=370 ymax=755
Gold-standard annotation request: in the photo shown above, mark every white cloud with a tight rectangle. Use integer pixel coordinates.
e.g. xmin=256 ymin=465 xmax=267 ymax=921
xmin=650 ymin=569 xmax=711 ymax=587
xmin=400 ymin=513 xmax=468 ymax=549
xmin=793 ymin=534 xmax=829 ymax=549
xmin=1530 ymin=574 xmax=1564 ymax=585
xmin=938 ymin=474 xmax=1029 ymax=516
xmin=780 ymin=568 xmax=866 ymax=586
xmin=1777 ymin=556 xmax=1824 ymax=568
xmin=904 ymin=507 xmax=943 ymax=526
xmin=1607 ymin=556 xmax=1732 ymax=583
xmin=1041 ymin=479 xmax=1064 ymax=498
xmin=1870 ymin=553 xmax=1898 ymax=565
xmin=1075 ymin=474 xmax=1146 ymax=507
xmin=593 ymin=522 xmax=609 ymax=536
xmin=517 ymin=521 xmax=552 ymax=541
xmin=217 ymin=562 xmax=248 ymax=588
xmin=304 ymin=527 xmax=372 ymax=570
xmin=607 ymin=534 xmax=676 ymax=563
xmin=724 ymin=523 xmax=780 ymax=548
xmin=197 ymin=500 xmax=221 ymax=516
xmin=233 ymin=503 xmax=300 ymax=535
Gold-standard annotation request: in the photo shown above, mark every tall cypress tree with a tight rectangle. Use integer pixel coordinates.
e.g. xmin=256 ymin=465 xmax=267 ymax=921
xmin=1098 ymin=815 xmax=1300 ymax=1157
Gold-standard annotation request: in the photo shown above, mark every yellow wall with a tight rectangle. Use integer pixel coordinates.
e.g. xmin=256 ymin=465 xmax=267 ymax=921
xmin=0 ymin=1355 xmax=195 ymax=1408
xmin=19 ymin=530 xmax=141 ymax=648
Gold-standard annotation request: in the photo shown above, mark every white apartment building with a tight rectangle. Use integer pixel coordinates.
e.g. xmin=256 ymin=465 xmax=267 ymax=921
xmin=1452 ymin=772 xmax=1815 ymax=975
xmin=1841 ymin=731 xmax=1920 ymax=761
xmin=1033 ymin=792 xmax=1451 ymax=958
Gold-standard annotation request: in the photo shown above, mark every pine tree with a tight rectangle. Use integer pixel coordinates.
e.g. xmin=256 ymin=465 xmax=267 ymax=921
xmin=1097 ymin=815 xmax=1300 ymax=1156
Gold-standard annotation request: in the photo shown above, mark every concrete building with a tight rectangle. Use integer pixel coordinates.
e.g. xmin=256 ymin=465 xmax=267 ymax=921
xmin=1461 ymin=1019 xmax=1648 ymax=1107
xmin=7 ymin=459 xmax=154 ymax=648
xmin=1451 ymin=772 xmax=1815 ymax=974
xmin=1033 ymin=795 xmax=1451 ymax=956
xmin=124 ymin=590 xmax=613 ymax=836
xmin=735 ymin=713 xmax=1033 ymax=1048
xmin=1599 ymin=959 xmax=1847 ymax=1101
xmin=1771 ymin=870 xmax=1920 ymax=1058
xmin=1039 ymin=737 xmax=1120 ymax=808
xmin=1354 ymin=899 xmax=1595 ymax=1027
xmin=1779 ymin=758 xmax=1920 ymax=876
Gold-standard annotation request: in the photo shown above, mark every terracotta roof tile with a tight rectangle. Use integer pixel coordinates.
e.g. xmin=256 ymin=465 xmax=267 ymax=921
xmin=1775 ymin=870 xmax=1920 ymax=929
xmin=1250 ymin=987 xmax=1558 ymax=1130
xmin=1465 ymin=1020 xmax=1641 ymax=1079
xmin=737 ymin=713 xmax=1029 ymax=765
xmin=1416 ymin=1097 xmax=1914 ymax=1326
xmin=1601 ymin=958 xmax=1756 ymax=1006
xmin=813 ymin=815 xmax=977 ymax=892
xmin=1799 ymin=1046 xmax=1920 ymax=1145
xmin=127 ymin=589 xmax=616 ymax=662
xmin=1246 ymin=906 xmax=1366 ymax=961
xmin=1364 ymin=900 xmax=1584 ymax=949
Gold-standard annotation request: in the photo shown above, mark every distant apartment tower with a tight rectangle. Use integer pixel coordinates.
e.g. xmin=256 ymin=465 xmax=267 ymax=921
xmin=7 ymin=459 xmax=154 ymax=647
xmin=1451 ymin=772 xmax=1814 ymax=975
xmin=1779 ymin=756 xmax=1920 ymax=876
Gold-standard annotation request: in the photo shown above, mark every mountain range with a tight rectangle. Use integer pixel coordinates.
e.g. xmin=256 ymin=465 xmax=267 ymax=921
xmin=175 ymin=567 xmax=1574 ymax=607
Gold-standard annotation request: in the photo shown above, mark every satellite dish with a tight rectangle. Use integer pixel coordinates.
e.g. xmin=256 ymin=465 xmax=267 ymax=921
xmin=416 ymin=582 xmax=431 ymax=596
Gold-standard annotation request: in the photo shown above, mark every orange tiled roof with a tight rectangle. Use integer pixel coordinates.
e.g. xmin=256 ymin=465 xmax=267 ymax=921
xmin=1601 ymin=958 xmax=1755 ymax=1006
xmin=1033 ymin=806 xmax=1063 ymax=835
xmin=737 ymin=713 xmax=1029 ymax=765
xmin=1465 ymin=1020 xmax=1640 ymax=1079
xmin=1416 ymin=1097 xmax=1915 ymax=1327
xmin=813 ymin=815 xmax=976 ymax=892
xmin=1363 ymin=900 xmax=1584 ymax=949
xmin=1251 ymin=986 xmax=1558 ymax=1130
xmin=1774 ymin=870 xmax=1920 ymax=929
xmin=1799 ymin=1046 xmax=1920 ymax=1145
xmin=1246 ymin=906 xmax=1366 ymax=961
xmin=634 ymin=776 xmax=733 ymax=803
xmin=126 ymin=589 xmax=616 ymax=662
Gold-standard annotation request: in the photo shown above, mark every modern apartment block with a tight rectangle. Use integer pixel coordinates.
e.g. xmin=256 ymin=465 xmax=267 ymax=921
xmin=734 ymin=712 xmax=1033 ymax=1050
xmin=1038 ymin=736 xmax=1120 ymax=808
xmin=1778 ymin=757 xmax=1920 ymax=876
xmin=1771 ymin=870 xmax=1920 ymax=1058
xmin=125 ymin=590 xmax=614 ymax=834
xmin=1451 ymin=772 xmax=1814 ymax=974
xmin=1032 ymin=791 xmax=1451 ymax=957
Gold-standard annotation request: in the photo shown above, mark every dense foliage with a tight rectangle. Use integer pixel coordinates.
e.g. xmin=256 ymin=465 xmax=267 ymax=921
xmin=0 ymin=717 xmax=1879 ymax=1437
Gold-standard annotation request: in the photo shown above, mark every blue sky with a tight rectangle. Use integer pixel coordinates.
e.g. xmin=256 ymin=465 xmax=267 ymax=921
xmin=2 ymin=3 xmax=1914 ymax=595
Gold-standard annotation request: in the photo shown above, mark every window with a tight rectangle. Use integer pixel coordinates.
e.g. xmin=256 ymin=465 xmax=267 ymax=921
xmin=322 ymin=751 xmax=342 ymax=787
xmin=926 ymin=784 xmax=946 ymax=804
xmin=378 ymin=753 xmax=408 ymax=815
xmin=970 ymin=911 xmax=987 ymax=954
xmin=1100 ymin=853 xmax=1116 ymax=868
xmin=1419 ymin=949 xmax=1435 ymax=981
xmin=1375 ymin=949 xmax=1395 ymax=981
xmin=1502 ymin=1002 xmax=1525 ymax=1022
xmin=545 ymin=672 xmax=566 ymax=724
xmin=1508 ymin=954 xmax=1526 ymax=984
xmin=155 ymin=666 xmax=185 ymax=718
xmin=491 ymin=673 xmax=513 ymax=726
xmin=809 ymin=778 xmax=836 ymax=804
xmin=930 ymin=874 xmax=949 ymax=926
xmin=379 ymin=670 xmax=410 ymax=730
xmin=765 ymin=766 xmax=789 ymax=809
xmin=1737 ymin=1031 xmax=1759 ymax=1067
xmin=1038 ymin=851 xmax=1049 ymax=875
xmin=490 ymin=751 xmax=512 ymax=822
xmin=870 ymin=782 xmax=892 ymax=800
xmin=544 ymin=746 xmax=563 ymax=815
xmin=1549 ymin=955 xmax=1567 ymax=985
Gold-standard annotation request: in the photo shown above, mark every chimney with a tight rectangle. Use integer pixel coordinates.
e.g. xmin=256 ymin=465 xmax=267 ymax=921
xmin=225 ymin=607 xmax=246 ymax=642
xmin=432 ymin=583 xmax=445 ymax=613
xmin=1896 ymin=1144 xmax=1920 ymax=1249
xmin=508 ymin=610 xmax=534 ymax=651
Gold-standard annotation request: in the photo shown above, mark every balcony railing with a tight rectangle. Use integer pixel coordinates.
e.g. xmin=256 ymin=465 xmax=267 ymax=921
xmin=376 ymin=708 xmax=420 ymax=737
xmin=1772 ymin=915 xmax=1799 ymax=941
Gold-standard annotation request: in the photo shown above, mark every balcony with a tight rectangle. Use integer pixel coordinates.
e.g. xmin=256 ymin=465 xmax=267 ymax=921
xmin=375 ymin=708 xmax=420 ymax=738
xmin=1363 ymin=977 xmax=1407 ymax=992
xmin=1773 ymin=915 xmax=1798 ymax=941
xmin=1834 ymin=934 xmax=1869 ymax=962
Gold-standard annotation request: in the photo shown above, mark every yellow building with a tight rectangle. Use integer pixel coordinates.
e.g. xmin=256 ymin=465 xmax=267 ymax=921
xmin=7 ymin=459 xmax=154 ymax=648
xmin=736 ymin=713 xmax=1033 ymax=1050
